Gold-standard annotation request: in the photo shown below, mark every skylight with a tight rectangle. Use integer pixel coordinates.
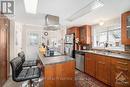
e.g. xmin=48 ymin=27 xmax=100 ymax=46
xmin=24 ymin=0 xmax=38 ymax=14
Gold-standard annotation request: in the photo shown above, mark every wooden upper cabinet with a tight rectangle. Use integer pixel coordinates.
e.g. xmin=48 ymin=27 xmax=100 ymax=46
xmin=79 ymin=25 xmax=92 ymax=45
xmin=96 ymin=55 xmax=111 ymax=85
xmin=66 ymin=27 xmax=79 ymax=39
xmin=121 ymin=11 xmax=130 ymax=45
xmin=85 ymin=53 xmax=96 ymax=77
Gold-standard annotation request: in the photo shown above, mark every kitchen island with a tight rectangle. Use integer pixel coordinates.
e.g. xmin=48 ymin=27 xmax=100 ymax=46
xmin=38 ymin=54 xmax=75 ymax=87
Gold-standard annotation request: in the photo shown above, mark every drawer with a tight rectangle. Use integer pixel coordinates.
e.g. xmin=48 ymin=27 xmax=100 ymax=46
xmin=111 ymin=58 xmax=129 ymax=68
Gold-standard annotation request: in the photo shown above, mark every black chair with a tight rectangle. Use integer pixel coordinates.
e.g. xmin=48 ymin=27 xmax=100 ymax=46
xmin=10 ymin=57 xmax=41 ymax=86
xmin=18 ymin=51 xmax=37 ymax=67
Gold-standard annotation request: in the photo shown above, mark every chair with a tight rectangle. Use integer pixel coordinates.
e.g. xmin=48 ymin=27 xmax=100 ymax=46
xmin=10 ymin=57 xmax=41 ymax=86
xmin=18 ymin=51 xmax=37 ymax=67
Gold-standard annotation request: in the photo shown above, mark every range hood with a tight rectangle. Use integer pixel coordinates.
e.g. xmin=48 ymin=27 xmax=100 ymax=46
xmin=44 ymin=14 xmax=60 ymax=31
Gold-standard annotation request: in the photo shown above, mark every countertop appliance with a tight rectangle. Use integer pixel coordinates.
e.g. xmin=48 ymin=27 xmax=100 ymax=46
xmin=64 ymin=34 xmax=75 ymax=58
xmin=75 ymin=51 xmax=85 ymax=72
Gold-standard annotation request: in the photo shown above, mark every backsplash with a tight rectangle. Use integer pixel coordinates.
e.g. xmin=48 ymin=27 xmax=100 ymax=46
xmin=81 ymin=45 xmax=92 ymax=50
xmin=125 ymin=45 xmax=130 ymax=52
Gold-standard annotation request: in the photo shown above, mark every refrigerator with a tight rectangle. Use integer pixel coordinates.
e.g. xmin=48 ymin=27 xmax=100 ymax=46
xmin=64 ymin=34 xmax=75 ymax=58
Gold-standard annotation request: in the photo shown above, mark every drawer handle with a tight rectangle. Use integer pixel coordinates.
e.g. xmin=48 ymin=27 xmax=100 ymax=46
xmin=98 ymin=61 xmax=105 ymax=65
xmin=117 ymin=62 xmax=128 ymax=65
xmin=116 ymin=66 xmax=128 ymax=71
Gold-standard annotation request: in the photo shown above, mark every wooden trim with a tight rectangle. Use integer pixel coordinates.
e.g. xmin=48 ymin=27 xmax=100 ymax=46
xmin=121 ymin=11 xmax=130 ymax=45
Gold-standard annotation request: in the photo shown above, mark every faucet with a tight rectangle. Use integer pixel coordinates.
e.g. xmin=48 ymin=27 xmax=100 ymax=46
xmin=98 ymin=42 xmax=108 ymax=48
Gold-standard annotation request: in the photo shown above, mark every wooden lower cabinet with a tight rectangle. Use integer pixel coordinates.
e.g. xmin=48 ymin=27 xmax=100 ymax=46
xmin=85 ymin=53 xmax=130 ymax=87
xmin=85 ymin=53 xmax=96 ymax=77
xmin=111 ymin=58 xmax=130 ymax=87
xmin=96 ymin=55 xmax=111 ymax=85
xmin=43 ymin=61 xmax=75 ymax=87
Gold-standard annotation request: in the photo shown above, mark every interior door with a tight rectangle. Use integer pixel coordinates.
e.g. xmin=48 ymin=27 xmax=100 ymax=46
xmin=0 ymin=24 xmax=7 ymax=86
xmin=26 ymin=31 xmax=41 ymax=60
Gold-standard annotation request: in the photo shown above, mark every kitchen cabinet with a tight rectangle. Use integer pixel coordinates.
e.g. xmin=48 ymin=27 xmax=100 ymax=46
xmin=79 ymin=25 xmax=91 ymax=44
xmin=121 ymin=11 xmax=130 ymax=45
xmin=111 ymin=58 xmax=130 ymax=87
xmin=85 ymin=53 xmax=96 ymax=77
xmin=67 ymin=27 xmax=80 ymax=50
xmin=0 ymin=16 xmax=10 ymax=87
xmin=96 ymin=55 xmax=111 ymax=85
xmin=66 ymin=27 xmax=79 ymax=39
xmin=84 ymin=52 xmax=130 ymax=87
xmin=43 ymin=61 xmax=75 ymax=87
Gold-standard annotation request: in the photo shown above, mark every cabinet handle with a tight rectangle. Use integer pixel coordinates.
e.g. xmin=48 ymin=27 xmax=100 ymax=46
xmin=117 ymin=62 xmax=128 ymax=65
xmin=116 ymin=66 xmax=128 ymax=71
xmin=98 ymin=61 xmax=105 ymax=65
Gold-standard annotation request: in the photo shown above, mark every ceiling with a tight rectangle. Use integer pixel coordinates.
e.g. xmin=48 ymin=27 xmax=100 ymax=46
xmin=15 ymin=0 xmax=130 ymax=27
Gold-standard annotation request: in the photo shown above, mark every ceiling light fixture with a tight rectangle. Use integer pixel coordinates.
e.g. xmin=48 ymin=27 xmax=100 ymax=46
xmin=91 ymin=0 xmax=104 ymax=10
xmin=99 ymin=20 xmax=104 ymax=26
xmin=24 ymin=0 xmax=38 ymax=14
xmin=67 ymin=0 xmax=104 ymax=21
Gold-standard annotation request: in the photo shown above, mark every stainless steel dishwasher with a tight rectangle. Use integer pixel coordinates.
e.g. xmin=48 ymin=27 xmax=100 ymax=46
xmin=75 ymin=51 xmax=85 ymax=72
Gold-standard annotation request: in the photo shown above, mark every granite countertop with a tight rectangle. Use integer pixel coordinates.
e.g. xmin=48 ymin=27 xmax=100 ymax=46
xmin=39 ymin=54 xmax=74 ymax=66
xmin=76 ymin=50 xmax=130 ymax=60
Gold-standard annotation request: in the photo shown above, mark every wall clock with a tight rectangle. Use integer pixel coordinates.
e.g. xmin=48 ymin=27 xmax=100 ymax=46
xmin=44 ymin=32 xmax=48 ymax=36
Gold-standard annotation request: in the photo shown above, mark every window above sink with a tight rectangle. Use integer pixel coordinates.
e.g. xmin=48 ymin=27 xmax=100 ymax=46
xmin=92 ymin=25 xmax=124 ymax=51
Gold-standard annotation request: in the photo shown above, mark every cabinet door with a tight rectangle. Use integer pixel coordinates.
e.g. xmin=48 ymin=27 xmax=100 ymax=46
xmin=0 ymin=62 xmax=2 ymax=87
xmin=111 ymin=58 xmax=130 ymax=87
xmin=61 ymin=61 xmax=75 ymax=87
xmin=85 ymin=25 xmax=91 ymax=44
xmin=121 ymin=11 xmax=130 ymax=45
xmin=79 ymin=25 xmax=91 ymax=44
xmin=79 ymin=27 xmax=84 ymax=44
xmin=80 ymin=26 xmax=86 ymax=44
xmin=96 ymin=55 xmax=111 ymax=85
xmin=85 ymin=53 xmax=96 ymax=77
xmin=0 ymin=26 xmax=7 ymax=84
xmin=74 ymin=27 xmax=80 ymax=39
xmin=0 ymin=18 xmax=8 ymax=86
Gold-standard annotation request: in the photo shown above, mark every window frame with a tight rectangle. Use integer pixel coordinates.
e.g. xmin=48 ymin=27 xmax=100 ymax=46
xmin=92 ymin=27 xmax=124 ymax=51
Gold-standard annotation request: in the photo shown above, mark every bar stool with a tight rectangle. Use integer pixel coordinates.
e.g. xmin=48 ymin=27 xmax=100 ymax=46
xmin=10 ymin=57 xmax=41 ymax=87
xmin=18 ymin=51 xmax=37 ymax=67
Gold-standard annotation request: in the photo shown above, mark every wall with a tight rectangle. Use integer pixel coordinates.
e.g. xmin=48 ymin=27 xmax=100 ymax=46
xmin=14 ymin=22 xmax=23 ymax=57
xmin=10 ymin=20 xmax=15 ymax=61
xmin=92 ymin=17 xmax=123 ymax=50
xmin=22 ymin=24 xmax=66 ymax=60
xmin=92 ymin=17 xmax=130 ymax=52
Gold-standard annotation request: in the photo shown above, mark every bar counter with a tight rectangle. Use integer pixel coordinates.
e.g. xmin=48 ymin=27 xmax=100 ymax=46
xmin=38 ymin=54 xmax=75 ymax=87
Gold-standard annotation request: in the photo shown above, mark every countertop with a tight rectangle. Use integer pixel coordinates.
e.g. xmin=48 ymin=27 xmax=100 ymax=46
xmin=76 ymin=50 xmax=130 ymax=60
xmin=39 ymin=54 xmax=74 ymax=66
